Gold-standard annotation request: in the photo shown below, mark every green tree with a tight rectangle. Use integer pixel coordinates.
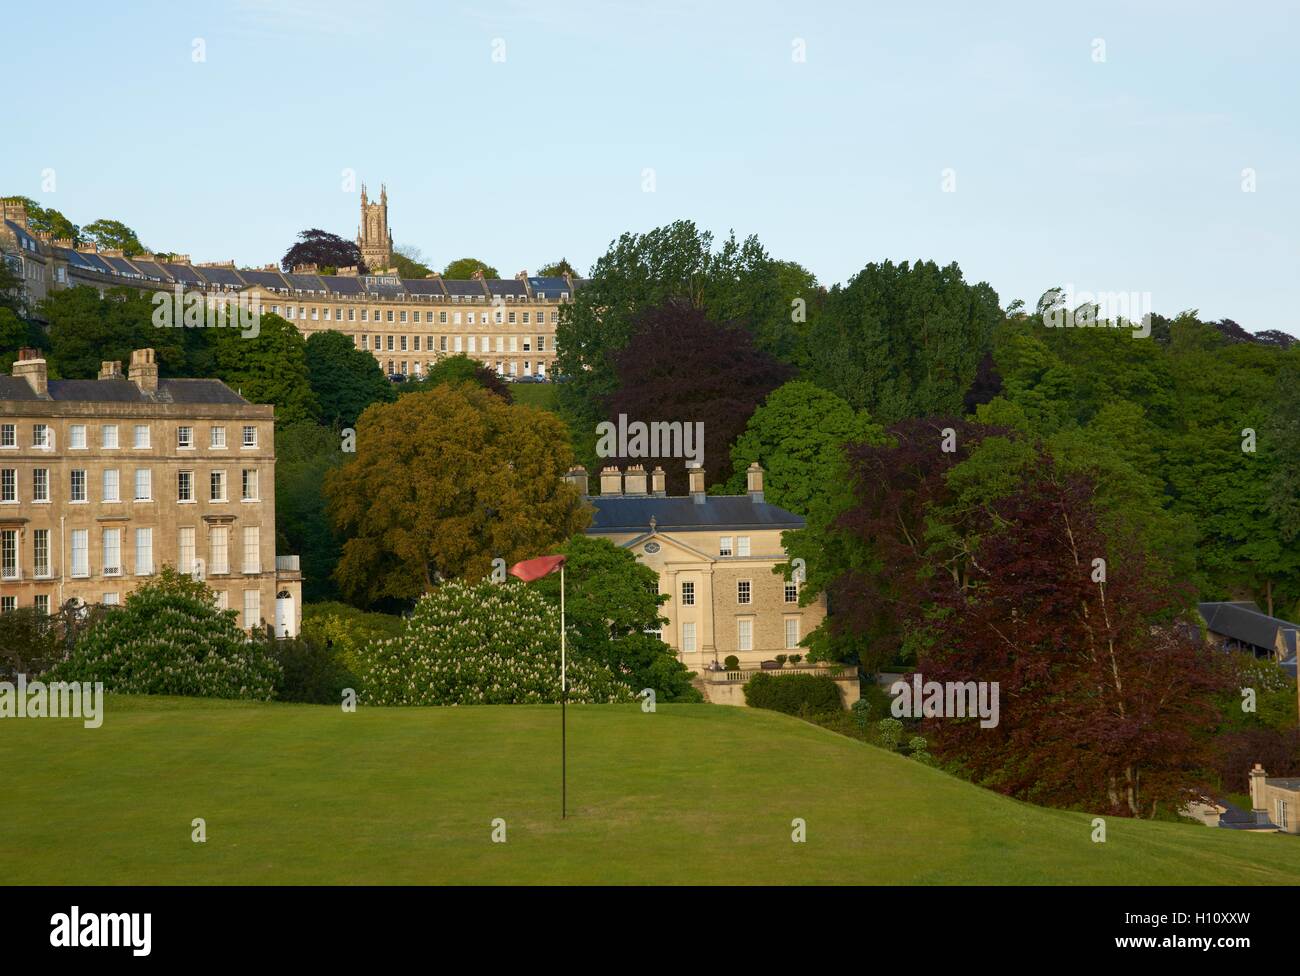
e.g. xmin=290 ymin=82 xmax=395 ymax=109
xmin=537 ymin=257 xmax=578 ymax=277
xmin=3 ymin=196 xmax=79 ymax=241
xmin=0 ymin=307 xmax=41 ymax=370
xmin=534 ymin=535 xmax=700 ymax=701
xmin=208 ymin=312 xmax=320 ymax=425
xmin=276 ymin=422 xmax=348 ymax=603
xmin=325 ymin=384 xmax=589 ymax=605
xmin=41 ymin=286 xmax=184 ymax=379
xmin=723 ymin=380 xmax=884 ymax=516
xmin=392 ymin=246 xmax=434 ymax=279
xmin=407 ymin=353 xmax=512 ymax=402
xmin=82 ymin=218 xmax=145 ymax=255
xmin=805 ymin=259 xmax=1002 ymax=422
xmin=443 ymin=257 xmax=499 ymax=279
xmin=304 ymin=330 xmax=395 ymax=428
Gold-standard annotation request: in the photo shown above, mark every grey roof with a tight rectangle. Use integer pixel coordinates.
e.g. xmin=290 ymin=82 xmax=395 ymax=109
xmin=0 ymin=375 xmax=247 ymax=405
xmin=3 ymin=219 xmax=39 ymax=250
xmin=487 ymin=278 xmax=528 ymax=297
xmin=528 ymin=276 xmax=571 ymax=295
xmin=78 ymin=252 xmax=115 ymax=274
xmin=402 ymin=278 xmax=444 ymax=296
xmin=283 ymin=272 xmax=325 ymax=292
xmin=129 ymin=259 xmax=170 ymax=281
xmin=586 ymin=494 xmax=805 ymax=533
xmin=443 ymin=278 xmax=486 ymax=297
xmin=239 ymin=269 xmax=289 ymax=290
xmin=194 ymin=265 xmax=245 ymax=287
xmin=322 ymin=275 xmax=364 ymax=295
xmin=1199 ymin=601 xmax=1300 ymax=653
xmin=161 ymin=263 xmax=204 ymax=286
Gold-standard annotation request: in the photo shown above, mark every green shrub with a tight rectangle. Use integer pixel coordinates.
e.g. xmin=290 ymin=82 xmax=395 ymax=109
xmin=301 ymin=602 xmax=405 ymax=676
xmin=724 ymin=655 xmax=740 ymax=671
xmin=743 ymin=672 xmax=843 ymax=716
xmin=851 ymin=696 xmax=873 ymax=729
xmin=876 ymin=718 xmax=904 ymax=751
xmin=271 ymin=636 xmax=358 ymax=704
xmin=354 ymin=579 xmax=634 ymax=705
xmin=47 ymin=569 xmax=280 ymax=699
xmin=775 ymin=654 xmax=788 ymax=666
xmin=789 ymin=654 xmax=802 ymax=665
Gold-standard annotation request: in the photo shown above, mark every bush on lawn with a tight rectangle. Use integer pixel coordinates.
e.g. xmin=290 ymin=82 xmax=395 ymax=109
xmin=301 ymin=601 xmax=405 ymax=676
xmin=743 ymin=672 xmax=842 ymax=716
xmin=354 ymin=578 xmax=635 ymax=705
xmin=47 ymin=568 xmax=281 ymax=699
xmin=271 ymin=636 xmax=358 ymax=704
xmin=876 ymin=717 xmax=904 ymax=751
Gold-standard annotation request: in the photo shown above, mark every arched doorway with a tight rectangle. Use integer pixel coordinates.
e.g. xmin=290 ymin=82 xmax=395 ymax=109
xmin=275 ymin=590 xmax=296 ymax=638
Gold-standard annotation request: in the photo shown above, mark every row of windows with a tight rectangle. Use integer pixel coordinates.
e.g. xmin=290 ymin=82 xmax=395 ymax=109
xmin=0 ymin=525 xmax=263 ymax=581
xmin=277 ymin=305 xmax=561 ymax=325
xmin=675 ymin=579 xmax=798 ymax=607
xmin=0 ymin=588 xmax=265 ymax=629
xmin=0 ymin=467 xmax=259 ymax=504
xmin=382 ymin=360 xmax=548 ymax=378
xmin=0 ymin=422 xmax=259 ymax=452
xmin=357 ymin=334 xmax=549 ymax=353
xmin=675 ymin=618 xmax=801 ymax=653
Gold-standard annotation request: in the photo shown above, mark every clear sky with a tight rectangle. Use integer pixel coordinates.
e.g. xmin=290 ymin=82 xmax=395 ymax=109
xmin=5 ymin=1 xmax=1297 ymax=332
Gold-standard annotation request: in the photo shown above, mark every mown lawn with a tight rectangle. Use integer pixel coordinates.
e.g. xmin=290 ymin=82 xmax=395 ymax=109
xmin=509 ymin=382 xmax=558 ymax=410
xmin=3 ymin=696 xmax=1298 ymax=885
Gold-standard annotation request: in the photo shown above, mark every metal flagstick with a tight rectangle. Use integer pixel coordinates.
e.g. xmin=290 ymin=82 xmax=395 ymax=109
xmin=560 ymin=562 xmax=567 ymax=819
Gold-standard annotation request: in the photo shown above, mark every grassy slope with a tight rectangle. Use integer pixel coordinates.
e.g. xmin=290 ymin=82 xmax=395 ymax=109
xmin=509 ymin=382 xmax=558 ymax=411
xmin=4 ymin=697 xmax=1298 ymax=885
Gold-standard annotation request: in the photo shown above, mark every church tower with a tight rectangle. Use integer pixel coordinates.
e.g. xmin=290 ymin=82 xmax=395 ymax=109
xmin=356 ymin=183 xmax=394 ymax=271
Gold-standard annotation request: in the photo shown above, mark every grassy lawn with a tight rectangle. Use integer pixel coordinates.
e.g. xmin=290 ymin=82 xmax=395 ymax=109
xmin=510 ymin=382 xmax=558 ymax=411
xmin=4 ymin=696 xmax=1299 ymax=885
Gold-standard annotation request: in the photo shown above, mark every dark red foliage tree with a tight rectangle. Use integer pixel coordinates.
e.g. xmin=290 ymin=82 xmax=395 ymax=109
xmin=282 ymin=229 xmax=367 ymax=274
xmin=604 ymin=299 xmax=793 ymax=494
xmin=918 ymin=465 xmax=1231 ymax=817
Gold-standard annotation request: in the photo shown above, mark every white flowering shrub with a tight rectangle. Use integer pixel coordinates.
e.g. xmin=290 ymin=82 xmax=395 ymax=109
xmin=48 ymin=568 xmax=280 ymax=700
xmin=356 ymin=579 xmax=634 ymax=705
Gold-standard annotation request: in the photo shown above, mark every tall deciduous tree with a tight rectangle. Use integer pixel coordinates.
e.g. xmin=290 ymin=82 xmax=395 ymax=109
xmin=407 ymin=353 xmax=512 ymax=403
xmin=443 ymin=257 xmax=499 ymax=279
xmin=275 ymin=422 xmax=347 ymax=603
xmin=603 ymin=299 xmax=794 ymax=493
xmin=325 ymin=384 xmax=589 ymax=605
xmin=723 ymin=380 xmax=883 ymax=517
xmin=920 ymin=466 xmax=1229 ymax=817
xmin=208 ymin=312 xmax=320 ymax=426
xmin=41 ymin=286 xmax=184 ymax=379
xmin=304 ymin=329 xmax=395 ymax=428
xmin=804 ymin=259 xmax=1002 ymax=422
xmin=82 ymin=218 xmax=145 ymax=255
xmin=281 ymin=228 xmax=366 ymax=273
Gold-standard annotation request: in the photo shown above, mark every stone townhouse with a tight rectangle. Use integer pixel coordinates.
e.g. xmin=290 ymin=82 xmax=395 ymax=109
xmin=0 ymin=348 xmax=302 ymax=634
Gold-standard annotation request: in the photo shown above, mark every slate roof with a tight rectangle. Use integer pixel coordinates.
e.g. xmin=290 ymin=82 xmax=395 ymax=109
xmin=586 ymin=494 xmax=805 ymax=533
xmin=0 ymin=375 xmax=247 ymax=405
xmin=1199 ymin=601 xmax=1300 ymax=653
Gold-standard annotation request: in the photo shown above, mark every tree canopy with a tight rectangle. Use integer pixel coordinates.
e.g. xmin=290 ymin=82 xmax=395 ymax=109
xmin=304 ymin=329 xmax=395 ymax=428
xmin=443 ymin=257 xmax=499 ymax=279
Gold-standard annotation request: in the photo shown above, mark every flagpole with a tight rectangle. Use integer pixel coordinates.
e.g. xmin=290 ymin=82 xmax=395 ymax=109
xmin=560 ymin=562 xmax=567 ymax=820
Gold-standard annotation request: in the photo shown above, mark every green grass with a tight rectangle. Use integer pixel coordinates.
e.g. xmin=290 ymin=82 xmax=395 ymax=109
xmin=510 ymin=382 xmax=558 ymax=410
xmin=4 ymin=696 xmax=1299 ymax=885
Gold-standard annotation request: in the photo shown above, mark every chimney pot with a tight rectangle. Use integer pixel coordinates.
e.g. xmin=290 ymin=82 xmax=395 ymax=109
xmin=651 ymin=466 xmax=666 ymax=496
xmin=688 ymin=464 xmax=706 ymax=503
xmin=12 ymin=349 xmax=48 ymax=396
xmin=624 ymin=464 xmax=648 ymax=495
xmin=99 ymin=361 xmax=123 ymax=380
xmin=746 ymin=462 xmax=765 ymax=502
xmin=564 ymin=465 xmax=589 ymax=496
xmin=599 ymin=465 xmax=623 ymax=496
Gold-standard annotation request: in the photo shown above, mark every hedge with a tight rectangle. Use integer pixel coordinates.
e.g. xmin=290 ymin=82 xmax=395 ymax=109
xmin=743 ymin=672 xmax=843 ymax=716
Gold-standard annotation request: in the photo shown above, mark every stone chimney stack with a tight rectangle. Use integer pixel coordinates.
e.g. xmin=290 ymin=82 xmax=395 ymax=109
xmin=1250 ymin=763 xmax=1268 ymax=817
xmin=623 ymin=464 xmax=648 ymax=496
xmin=688 ymin=464 xmax=706 ymax=504
xmin=12 ymin=348 xmax=48 ymax=396
xmin=651 ymin=466 xmax=666 ymax=496
xmin=129 ymin=348 xmax=159 ymax=394
xmin=599 ymin=465 xmax=623 ymax=496
xmin=746 ymin=462 xmax=765 ymax=502
xmin=564 ymin=465 xmax=589 ymax=495
xmin=99 ymin=360 xmax=123 ymax=380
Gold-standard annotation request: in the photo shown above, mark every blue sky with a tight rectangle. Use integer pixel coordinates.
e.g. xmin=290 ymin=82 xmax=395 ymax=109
xmin=5 ymin=1 xmax=1297 ymax=331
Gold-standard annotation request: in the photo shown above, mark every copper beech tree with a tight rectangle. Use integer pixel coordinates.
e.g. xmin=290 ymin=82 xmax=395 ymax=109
xmin=325 ymin=383 xmax=590 ymax=606
xmin=920 ymin=466 xmax=1230 ymax=818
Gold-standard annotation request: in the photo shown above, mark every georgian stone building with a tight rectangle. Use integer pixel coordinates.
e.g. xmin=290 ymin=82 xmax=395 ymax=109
xmin=0 ymin=347 xmax=302 ymax=634
xmin=1 ymin=188 xmax=581 ymax=380
xmin=574 ymin=462 xmax=829 ymax=673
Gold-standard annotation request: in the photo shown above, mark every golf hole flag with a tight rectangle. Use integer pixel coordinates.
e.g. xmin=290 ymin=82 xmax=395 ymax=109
xmin=507 ymin=554 xmax=566 ymax=582
xmin=508 ymin=553 xmax=571 ymax=817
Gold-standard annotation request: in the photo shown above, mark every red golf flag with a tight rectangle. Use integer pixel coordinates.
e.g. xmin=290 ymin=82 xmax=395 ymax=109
xmin=508 ymin=554 xmax=566 ymax=582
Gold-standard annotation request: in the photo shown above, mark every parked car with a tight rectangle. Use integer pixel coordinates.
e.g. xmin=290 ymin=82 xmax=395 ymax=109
xmin=387 ymin=373 xmax=407 ymax=383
